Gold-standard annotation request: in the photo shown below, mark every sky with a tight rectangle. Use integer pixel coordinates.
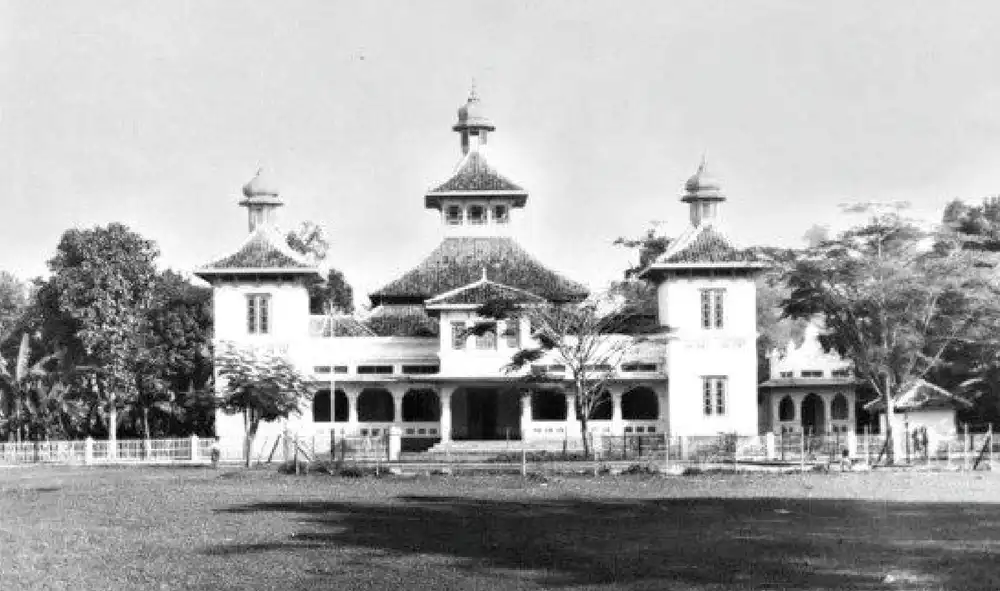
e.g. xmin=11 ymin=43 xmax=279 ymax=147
xmin=3 ymin=1 xmax=1000 ymax=305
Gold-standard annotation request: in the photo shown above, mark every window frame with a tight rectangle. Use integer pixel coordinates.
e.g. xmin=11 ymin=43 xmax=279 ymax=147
xmin=475 ymin=322 xmax=497 ymax=350
xmin=467 ymin=204 xmax=487 ymax=225
xmin=702 ymin=376 xmax=728 ymax=417
xmin=246 ymin=293 xmax=271 ymax=335
xmin=445 ymin=205 xmax=463 ymax=225
xmin=451 ymin=321 xmax=467 ymax=350
xmin=700 ymin=288 xmax=725 ymax=330
xmin=492 ymin=204 xmax=509 ymax=224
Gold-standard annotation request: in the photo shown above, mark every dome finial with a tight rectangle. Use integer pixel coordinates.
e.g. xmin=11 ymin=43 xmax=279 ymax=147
xmin=469 ymin=78 xmax=479 ymax=103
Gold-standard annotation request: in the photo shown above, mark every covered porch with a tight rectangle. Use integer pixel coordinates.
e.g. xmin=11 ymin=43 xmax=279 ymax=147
xmin=309 ymin=380 xmax=668 ymax=446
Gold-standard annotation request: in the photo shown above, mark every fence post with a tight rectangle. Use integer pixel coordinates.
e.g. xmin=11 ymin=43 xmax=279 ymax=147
xmin=765 ymin=432 xmax=776 ymax=461
xmin=799 ymin=432 xmax=805 ymax=471
xmin=964 ymin=424 xmax=970 ymax=471
xmin=847 ymin=430 xmax=857 ymax=461
xmin=84 ymin=437 xmax=94 ymax=465
xmin=521 ymin=447 xmax=527 ymax=477
xmin=679 ymin=435 xmax=688 ymax=462
xmin=388 ymin=427 xmax=402 ymax=462
xmin=190 ymin=435 xmax=200 ymax=464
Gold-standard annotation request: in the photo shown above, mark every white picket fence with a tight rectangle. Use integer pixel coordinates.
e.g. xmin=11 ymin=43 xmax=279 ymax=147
xmin=0 ymin=436 xmax=241 ymax=466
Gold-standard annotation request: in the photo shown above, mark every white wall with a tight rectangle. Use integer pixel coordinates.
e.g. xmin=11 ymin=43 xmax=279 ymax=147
xmin=661 ymin=275 xmax=759 ymax=435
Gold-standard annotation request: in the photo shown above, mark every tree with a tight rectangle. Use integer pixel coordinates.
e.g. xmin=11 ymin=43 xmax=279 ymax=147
xmin=45 ymin=223 xmax=160 ymax=447
xmin=284 ymin=222 xmax=355 ymax=314
xmin=783 ymin=209 xmax=1000 ymax=462
xmin=613 ymin=223 xmax=671 ymax=279
xmin=480 ymin=296 xmax=655 ymax=458
xmin=215 ymin=342 xmax=313 ymax=466
xmin=0 ymin=271 xmax=28 ymax=341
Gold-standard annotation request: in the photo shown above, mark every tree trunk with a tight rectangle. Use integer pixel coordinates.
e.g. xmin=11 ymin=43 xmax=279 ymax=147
xmin=883 ymin=375 xmax=895 ymax=465
xmin=243 ymin=410 xmax=259 ymax=468
xmin=14 ymin=393 xmax=21 ymax=444
xmin=579 ymin=414 xmax=591 ymax=459
xmin=142 ymin=406 xmax=151 ymax=459
xmin=108 ymin=392 xmax=117 ymax=460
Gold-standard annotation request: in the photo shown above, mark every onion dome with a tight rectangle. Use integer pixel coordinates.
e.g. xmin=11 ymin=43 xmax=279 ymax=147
xmin=242 ymin=168 xmax=280 ymax=198
xmin=453 ymin=85 xmax=495 ymax=132
xmin=682 ymin=158 xmax=725 ymax=202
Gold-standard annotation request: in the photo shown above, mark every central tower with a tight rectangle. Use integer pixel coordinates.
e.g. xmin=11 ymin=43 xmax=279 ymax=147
xmin=423 ymin=87 xmax=528 ymax=236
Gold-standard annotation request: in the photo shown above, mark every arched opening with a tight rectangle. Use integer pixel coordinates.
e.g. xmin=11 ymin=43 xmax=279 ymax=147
xmin=622 ymin=387 xmax=658 ymax=420
xmin=358 ymin=388 xmax=393 ymax=422
xmin=313 ymin=389 xmax=348 ymax=423
xmin=831 ymin=393 xmax=849 ymax=421
xmin=778 ymin=395 xmax=795 ymax=422
xmin=402 ymin=389 xmax=440 ymax=422
xmin=531 ymin=390 xmax=567 ymax=421
xmin=801 ymin=393 xmax=825 ymax=435
xmin=589 ymin=390 xmax=612 ymax=420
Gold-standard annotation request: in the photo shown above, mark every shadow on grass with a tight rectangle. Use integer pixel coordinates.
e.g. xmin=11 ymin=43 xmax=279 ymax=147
xmin=207 ymin=493 xmax=1000 ymax=589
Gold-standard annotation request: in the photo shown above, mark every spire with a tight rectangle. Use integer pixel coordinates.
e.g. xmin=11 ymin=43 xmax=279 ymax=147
xmin=238 ymin=168 xmax=284 ymax=233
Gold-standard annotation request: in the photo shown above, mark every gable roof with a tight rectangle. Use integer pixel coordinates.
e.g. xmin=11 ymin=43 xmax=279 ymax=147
xmin=370 ymin=236 xmax=588 ymax=305
xmin=195 ymin=226 xmax=320 ymax=279
xmin=425 ymin=151 xmax=528 ymax=208
xmin=638 ymin=222 xmax=769 ymax=277
xmin=308 ymin=315 xmax=376 ymax=338
xmin=865 ymin=379 xmax=974 ymax=412
xmin=425 ymin=275 xmax=546 ymax=309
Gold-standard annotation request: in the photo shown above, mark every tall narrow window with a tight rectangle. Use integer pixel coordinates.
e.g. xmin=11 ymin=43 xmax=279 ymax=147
xmin=702 ymin=376 xmax=728 ymax=416
xmin=700 ymin=289 xmax=725 ymax=329
xmin=475 ymin=323 xmax=497 ymax=350
xmin=247 ymin=294 xmax=271 ymax=334
xmin=451 ymin=321 xmax=466 ymax=350
xmin=503 ymin=320 xmax=520 ymax=349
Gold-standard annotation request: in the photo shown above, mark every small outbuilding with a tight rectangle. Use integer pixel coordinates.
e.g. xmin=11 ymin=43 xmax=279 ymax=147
xmin=865 ymin=379 xmax=973 ymax=456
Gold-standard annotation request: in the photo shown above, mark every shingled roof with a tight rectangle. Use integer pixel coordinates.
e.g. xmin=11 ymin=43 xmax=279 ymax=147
xmin=426 ymin=276 xmax=546 ymax=308
xmin=195 ymin=226 xmax=320 ymax=279
xmin=865 ymin=379 xmax=973 ymax=412
xmin=425 ymin=151 xmax=528 ymax=208
xmin=371 ymin=236 xmax=588 ymax=305
xmin=639 ymin=223 xmax=769 ymax=278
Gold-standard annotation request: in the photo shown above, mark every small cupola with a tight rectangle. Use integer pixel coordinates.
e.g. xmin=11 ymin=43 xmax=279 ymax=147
xmin=239 ymin=168 xmax=284 ymax=233
xmin=681 ymin=157 xmax=726 ymax=227
xmin=453 ymin=84 xmax=496 ymax=156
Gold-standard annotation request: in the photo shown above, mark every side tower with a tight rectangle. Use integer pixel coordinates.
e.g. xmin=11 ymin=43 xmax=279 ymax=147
xmin=639 ymin=161 xmax=768 ymax=436
xmin=194 ymin=170 xmax=321 ymax=446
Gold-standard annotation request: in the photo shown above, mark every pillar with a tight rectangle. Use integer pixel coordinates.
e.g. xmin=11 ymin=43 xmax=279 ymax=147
xmin=610 ymin=388 xmax=624 ymax=436
xmin=566 ymin=392 xmax=578 ymax=438
xmin=388 ymin=426 xmax=402 ymax=461
xmin=390 ymin=387 xmax=405 ymax=423
xmin=520 ymin=391 xmax=532 ymax=441
xmin=190 ymin=434 xmax=200 ymax=463
xmin=346 ymin=388 xmax=360 ymax=434
xmin=439 ymin=387 xmax=454 ymax=443
xmin=84 ymin=437 xmax=94 ymax=465
xmin=765 ymin=432 xmax=776 ymax=460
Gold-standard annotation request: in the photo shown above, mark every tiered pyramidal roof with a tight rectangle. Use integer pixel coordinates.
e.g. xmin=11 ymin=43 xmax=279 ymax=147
xmin=640 ymin=159 xmax=769 ymax=278
xmin=372 ymin=87 xmax=587 ymax=309
xmin=195 ymin=169 xmax=321 ymax=281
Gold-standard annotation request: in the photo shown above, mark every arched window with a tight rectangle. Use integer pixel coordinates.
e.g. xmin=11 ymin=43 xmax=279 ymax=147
xmin=468 ymin=205 xmax=486 ymax=225
xmin=313 ymin=389 xmax=332 ymax=422
xmin=778 ymin=396 xmax=795 ymax=422
xmin=402 ymin=389 xmax=440 ymax=422
xmin=622 ymin=387 xmax=658 ymax=420
xmin=531 ymin=390 xmax=567 ymax=421
xmin=831 ymin=393 xmax=849 ymax=421
xmin=358 ymin=388 xmax=394 ymax=422
xmin=589 ymin=390 xmax=612 ymax=420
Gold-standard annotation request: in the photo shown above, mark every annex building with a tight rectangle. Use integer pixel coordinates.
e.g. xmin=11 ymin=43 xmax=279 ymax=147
xmin=196 ymin=90 xmax=856 ymax=457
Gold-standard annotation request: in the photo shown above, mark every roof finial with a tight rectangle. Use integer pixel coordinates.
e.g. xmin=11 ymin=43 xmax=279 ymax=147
xmin=469 ymin=78 xmax=479 ymax=103
xmin=698 ymin=150 xmax=708 ymax=173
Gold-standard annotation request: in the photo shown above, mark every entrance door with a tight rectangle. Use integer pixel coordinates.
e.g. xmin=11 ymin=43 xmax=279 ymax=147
xmin=801 ymin=393 xmax=825 ymax=436
xmin=466 ymin=388 xmax=499 ymax=439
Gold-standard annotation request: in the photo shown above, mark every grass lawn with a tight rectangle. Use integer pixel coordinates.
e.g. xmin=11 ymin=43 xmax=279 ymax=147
xmin=1 ymin=466 xmax=999 ymax=590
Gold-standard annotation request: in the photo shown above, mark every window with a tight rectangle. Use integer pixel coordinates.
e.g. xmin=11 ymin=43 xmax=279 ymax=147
xmin=622 ymin=363 xmax=658 ymax=372
xmin=831 ymin=394 xmax=849 ymax=420
xmin=702 ymin=377 xmax=727 ymax=416
xmin=779 ymin=371 xmax=793 ymax=378
xmin=246 ymin=294 xmax=271 ymax=334
xmin=313 ymin=366 xmax=347 ymax=374
xmin=475 ymin=322 xmax=497 ymax=350
xmin=503 ymin=321 xmax=519 ymax=348
xmin=445 ymin=205 xmax=462 ymax=225
xmin=401 ymin=365 xmax=440 ymax=375
xmin=700 ymin=289 xmax=725 ymax=329
xmin=800 ymin=370 xmax=824 ymax=378
xmin=468 ymin=205 xmax=486 ymax=225
xmin=778 ymin=396 xmax=795 ymax=421
xmin=832 ymin=368 xmax=851 ymax=378
xmin=493 ymin=205 xmax=509 ymax=224
xmin=451 ymin=322 xmax=466 ymax=350
xmin=356 ymin=365 xmax=393 ymax=375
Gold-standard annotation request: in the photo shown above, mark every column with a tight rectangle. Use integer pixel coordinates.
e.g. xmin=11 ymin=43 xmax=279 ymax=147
xmin=566 ymin=392 xmax=578 ymax=438
xmin=345 ymin=386 xmax=360 ymax=435
xmin=389 ymin=386 xmax=406 ymax=424
xmin=610 ymin=387 xmax=624 ymax=436
xmin=823 ymin=395 xmax=832 ymax=436
xmin=439 ymin=386 xmax=454 ymax=443
xmin=520 ymin=391 xmax=532 ymax=441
